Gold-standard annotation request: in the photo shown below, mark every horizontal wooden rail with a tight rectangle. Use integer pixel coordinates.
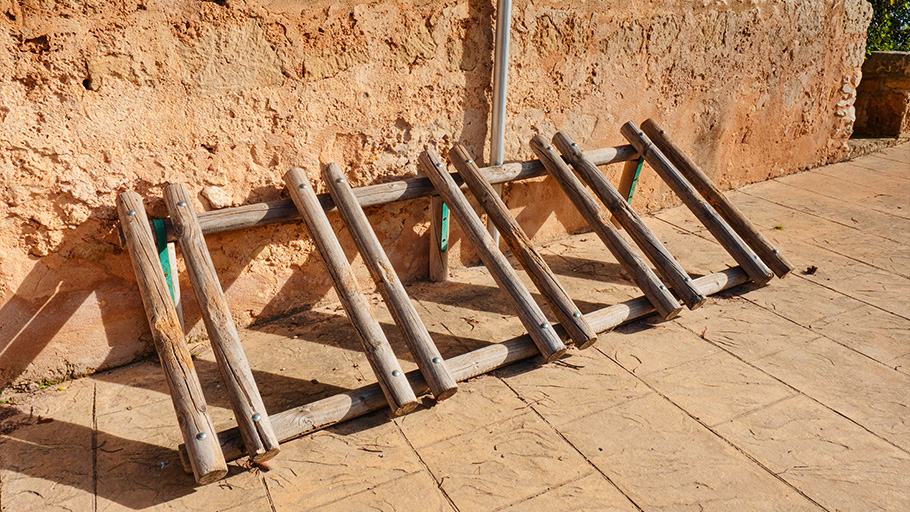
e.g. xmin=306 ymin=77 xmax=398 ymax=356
xmin=141 ymin=145 xmax=638 ymax=244
xmin=179 ymin=266 xmax=749 ymax=468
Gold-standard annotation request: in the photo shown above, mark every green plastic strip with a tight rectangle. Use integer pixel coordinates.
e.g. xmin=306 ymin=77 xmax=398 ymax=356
xmin=626 ymin=157 xmax=645 ymax=203
xmin=439 ymin=203 xmax=450 ymax=251
xmin=152 ymin=218 xmax=176 ymax=304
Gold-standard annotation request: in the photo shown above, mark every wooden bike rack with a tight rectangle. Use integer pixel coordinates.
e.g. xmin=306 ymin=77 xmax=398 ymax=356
xmin=116 ymin=119 xmax=790 ymax=484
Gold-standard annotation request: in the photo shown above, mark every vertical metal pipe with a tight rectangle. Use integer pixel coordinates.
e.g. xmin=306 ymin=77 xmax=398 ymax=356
xmin=487 ymin=0 xmax=512 ymax=244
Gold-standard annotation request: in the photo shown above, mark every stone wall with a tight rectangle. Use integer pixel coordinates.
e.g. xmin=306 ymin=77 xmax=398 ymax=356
xmin=854 ymin=51 xmax=910 ymax=137
xmin=0 ymin=0 xmax=872 ymax=388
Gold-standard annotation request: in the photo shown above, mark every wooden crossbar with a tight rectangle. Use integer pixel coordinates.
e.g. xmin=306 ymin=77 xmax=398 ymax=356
xmin=144 ymin=145 xmax=639 ymax=244
xmin=179 ymin=267 xmax=749 ymax=467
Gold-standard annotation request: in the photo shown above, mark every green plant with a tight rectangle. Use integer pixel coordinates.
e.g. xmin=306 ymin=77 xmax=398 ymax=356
xmin=867 ymin=0 xmax=910 ymax=54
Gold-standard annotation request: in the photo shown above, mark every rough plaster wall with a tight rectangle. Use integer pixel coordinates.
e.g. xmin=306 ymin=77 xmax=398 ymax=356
xmin=0 ymin=0 xmax=871 ymax=387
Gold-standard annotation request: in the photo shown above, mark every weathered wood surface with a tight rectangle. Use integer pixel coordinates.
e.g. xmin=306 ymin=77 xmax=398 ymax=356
xmin=621 ymin=121 xmax=775 ymax=286
xmin=418 ymin=149 xmax=567 ymax=362
xmin=323 ymin=163 xmax=458 ymax=401
xmin=181 ymin=266 xmax=750 ymax=466
xmin=448 ymin=144 xmax=598 ymax=349
xmin=164 ymin=184 xmax=281 ymax=463
xmin=641 ymin=119 xmax=794 ymax=278
xmin=429 ymin=196 xmax=449 ymax=282
xmin=530 ymin=135 xmax=683 ymax=320
xmin=145 ymin=145 xmax=639 ymax=243
xmin=283 ymin=168 xmax=418 ymax=415
xmin=117 ymin=191 xmax=228 ymax=485
xmin=552 ymin=131 xmax=707 ymax=311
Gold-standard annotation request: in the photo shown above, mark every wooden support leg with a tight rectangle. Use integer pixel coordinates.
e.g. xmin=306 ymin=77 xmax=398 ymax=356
xmin=283 ymin=168 xmax=418 ymax=416
xmin=117 ymin=191 xmax=228 ymax=485
xmin=641 ymin=119 xmax=794 ymax=278
xmin=621 ymin=122 xmax=774 ymax=285
xmin=529 ymin=135 xmax=683 ymax=320
xmin=448 ymin=144 xmax=598 ymax=349
xmin=323 ymin=163 xmax=458 ymax=401
xmin=164 ymin=184 xmax=281 ymax=463
xmin=429 ymin=196 xmax=449 ymax=282
xmin=552 ymin=131 xmax=707 ymax=311
xmin=418 ymin=150 xmax=567 ymax=362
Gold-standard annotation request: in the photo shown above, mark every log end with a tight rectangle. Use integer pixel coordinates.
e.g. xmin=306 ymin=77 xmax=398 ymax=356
xmin=433 ymin=386 xmax=458 ymax=402
xmin=542 ymin=346 xmax=568 ymax=363
xmin=194 ymin=467 xmax=230 ymax=486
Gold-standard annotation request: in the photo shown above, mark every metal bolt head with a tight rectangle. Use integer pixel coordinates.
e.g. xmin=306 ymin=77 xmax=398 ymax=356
xmin=772 ymin=249 xmax=780 ymax=254
xmin=196 ymin=432 xmax=207 ymax=441
xmin=336 ymin=178 xmax=344 ymax=183
xmin=392 ymin=370 xmax=401 ymax=377
xmin=541 ymin=322 xmax=550 ymax=329
xmin=436 ymin=163 xmax=443 ymax=168
xmin=571 ymin=142 xmax=578 ymax=147
xmin=546 ymin=146 xmax=553 ymax=151
xmin=432 ymin=357 xmax=441 ymax=364
xmin=684 ymin=277 xmax=691 ymax=282
xmin=252 ymin=413 xmax=261 ymax=422
xmin=465 ymin=159 xmax=472 ymax=164
xmin=659 ymin=285 xmax=666 ymax=290
xmin=127 ymin=210 xmax=136 ymax=216
xmin=299 ymin=183 xmax=306 ymax=189
xmin=573 ymin=312 xmax=581 ymax=318
xmin=178 ymin=201 xmax=187 ymax=207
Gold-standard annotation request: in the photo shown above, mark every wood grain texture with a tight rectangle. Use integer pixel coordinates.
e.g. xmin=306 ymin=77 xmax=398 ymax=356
xmin=164 ymin=184 xmax=280 ymax=463
xmin=641 ymin=119 xmax=793 ymax=278
xmin=418 ymin=149 xmax=567 ymax=362
xmin=429 ymin=196 xmax=449 ymax=282
xmin=323 ymin=163 xmax=458 ymax=401
xmin=283 ymin=168 xmax=418 ymax=416
xmin=529 ymin=134 xmax=683 ymax=320
xmin=621 ymin=121 xmax=774 ymax=285
xmin=149 ymin=145 xmax=640 ymax=243
xmin=182 ymin=266 xmax=750 ymax=466
xmin=117 ymin=191 xmax=228 ymax=485
xmin=448 ymin=143 xmax=598 ymax=349
xmin=552 ymin=131 xmax=707 ymax=311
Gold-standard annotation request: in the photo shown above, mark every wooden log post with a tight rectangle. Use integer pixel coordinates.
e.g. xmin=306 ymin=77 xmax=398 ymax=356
xmin=323 ymin=163 xmax=459 ymax=401
xmin=117 ymin=191 xmax=228 ymax=485
xmin=620 ymin=122 xmax=774 ymax=285
xmin=529 ymin=135 xmax=683 ymax=320
xmin=429 ymin=197 xmax=449 ymax=282
xmin=551 ymin=131 xmax=707 ymax=311
xmin=640 ymin=119 xmax=794 ymax=278
xmin=283 ymin=168 xmax=418 ymax=416
xmin=418 ymin=150 xmax=567 ymax=362
xmin=164 ymin=184 xmax=281 ymax=463
xmin=181 ymin=266 xmax=751 ymax=467
xmin=448 ymin=144 xmax=598 ymax=349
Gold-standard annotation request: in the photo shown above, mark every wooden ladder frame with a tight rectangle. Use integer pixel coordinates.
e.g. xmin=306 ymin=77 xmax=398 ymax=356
xmin=117 ymin=122 xmax=791 ymax=484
